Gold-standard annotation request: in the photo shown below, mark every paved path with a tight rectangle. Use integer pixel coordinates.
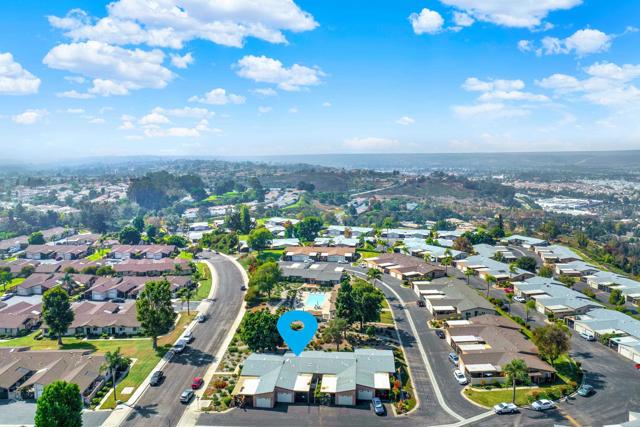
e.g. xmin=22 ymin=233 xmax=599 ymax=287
xmin=115 ymin=254 xmax=245 ymax=427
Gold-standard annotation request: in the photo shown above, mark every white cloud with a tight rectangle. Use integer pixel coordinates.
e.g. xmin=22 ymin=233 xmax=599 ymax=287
xmin=518 ymin=40 xmax=533 ymax=52
xmin=537 ymin=61 xmax=640 ymax=107
xmin=12 ymin=109 xmax=48 ymax=125
xmin=409 ymin=8 xmax=444 ymax=35
xmin=189 ymin=88 xmax=246 ymax=105
xmin=152 ymin=106 xmax=213 ymax=118
xmin=235 ymin=55 xmax=323 ymax=91
xmin=462 ymin=77 xmax=525 ymax=92
xmin=344 ymin=137 xmax=400 ymax=152
xmin=452 ymin=102 xmax=530 ymax=118
xmin=139 ymin=112 xmax=170 ymax=125
xmin=170 ymin=52 xmax=193 ymax=69
xmin=541 ymin=29 xmax=611 ymax=56
xmin=478 ymin=90 xmax=549 ymax=102
xmin=322 ymin=101 xmax=332 ymax=107
xmin=0 ymin=52 xmax=41 ymax=95
xmin=396 ymin=116 xmax=415 ymax=125
xmin=438 ymin=0 xmax=583 ymax=28
xmin=251 ymin=88 xmax=278 ymax=97
xmin=56 ymin=90 xmax=94 ymax=99
xmin=258 ymin=106 xmax=273 ymax=114
xmin=88 ymin=117 xmax=106 ymax=124
xmin=43 ymin=41 xmax=174 ymax=96
xmin=65 ymin=108 xmax=85 ymax=114
xmin=49 ymin=0 xmax=318 ymax=49
xmin=453 ymin=11 xmax=474 ymax=27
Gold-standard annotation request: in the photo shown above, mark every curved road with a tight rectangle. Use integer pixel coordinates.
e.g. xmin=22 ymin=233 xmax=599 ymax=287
xmin=119 ymin=253 xmax=245 ymax=427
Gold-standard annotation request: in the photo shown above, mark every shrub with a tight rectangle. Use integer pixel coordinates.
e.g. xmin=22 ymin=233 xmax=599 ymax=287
xmin=222 ymin=396 xmax=232 ymax=407
xmin=228 ymin=346 xmax=238 ymax=353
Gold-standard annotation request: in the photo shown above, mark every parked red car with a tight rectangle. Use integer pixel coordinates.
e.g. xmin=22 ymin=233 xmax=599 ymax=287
xmin=635 ymin=363 xmax=640 ymax=370
xmin=191 ymin=377 xmax=204 ymax=389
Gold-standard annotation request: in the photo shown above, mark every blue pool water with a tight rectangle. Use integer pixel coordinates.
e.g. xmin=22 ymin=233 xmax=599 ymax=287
xmin=305 ymin=293 xmax=327 ymax=308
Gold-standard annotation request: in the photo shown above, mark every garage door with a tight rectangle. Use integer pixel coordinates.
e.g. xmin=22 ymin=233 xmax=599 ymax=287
xmin=620 ymin=346 xmax=633 ymax=360
xmin=336 ymin=394 xmax=353 ymax=406
xmin=277 ymin=391 xmax=294 ymax=403
xmin=357 ymin=389 xmax=373 ymax=400
xmin=574 ymin=324 xmax=588 ymax=334
xmin=255 ymin=397 xmax=272 ymax=408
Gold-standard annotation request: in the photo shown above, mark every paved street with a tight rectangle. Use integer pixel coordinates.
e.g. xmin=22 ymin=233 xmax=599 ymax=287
xmin=119 ymin=254 xmax=245 ymax=427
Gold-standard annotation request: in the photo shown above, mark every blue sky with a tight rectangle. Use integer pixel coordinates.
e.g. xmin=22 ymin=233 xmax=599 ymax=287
xmin=1 ymin=0 xmax=639 ymax=161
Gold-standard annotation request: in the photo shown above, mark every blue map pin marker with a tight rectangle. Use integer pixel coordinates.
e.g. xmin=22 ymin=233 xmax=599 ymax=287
xmin=277 ymin=310 xmax=318 ymax=356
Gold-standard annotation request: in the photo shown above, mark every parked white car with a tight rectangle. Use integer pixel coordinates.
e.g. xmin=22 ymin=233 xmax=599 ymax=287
xmin=453 ymin=369 xmax=468 ymax=385
xmin=513 ymin=295 xmax=526 ymax=303
xmin=579 ymin=331 xmax=596 ymax=341
xmin=493 ymin=402 xmax=518 ymax=414
xmin=531 ymin=399 xmax=555 ymax=411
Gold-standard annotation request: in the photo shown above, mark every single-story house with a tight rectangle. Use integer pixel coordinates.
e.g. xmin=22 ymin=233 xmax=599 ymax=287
xmin=40 ymin=227 xmax=75 ymax=242
xmin=283 ymin=247 xmax=355 ymax=263
xmin=112 ymin=258 xmax=191 ymax=276
xmin=0 ymin=302 xmax=41 ymax=337
xmin=571 ymin=308 xmax=640 ymax=364
xmin=325 ymin=225 xmax=373 ymax=238
xmin=110 ymin=245 xmax=177 ymax=260
xmin=534 ymin=245 xmax=581 ymax=264
xmin=473 ymin=244 xmax=517 ymax=262
xmin=365 ymin=253 xmax=446 ymax=281
xmin=25 ymin=245 xmax=90 ymax=261
xmin=513 ymin=278 xmax=602 ymax=318
xmin=314 ymin=236 xmax=361 ymax=247
xmin=455 ymin=255 xmax=534 ymax=282
xmin=264 ymin=217 xmax=299 ymax=228
xmin=380 ymin=228 xmax=431 ymax=239
xmin=501 ymin=235 xmax=548 ymax=249
xmin=232 ymin=350 xmax=395 ymax=408
xmin=444 ymin=315 xmax=555 ymax=385
xmin=88 ymin=275 xmax=192 ymax=301
xmin=0 ymin=348 xmax=106 ymax=402
xmin=279 ymin=261 xmax=346 ymax=285
xmin=16 ymin=273 xmax=96 ymax=296
xmin=585 ymin=271 xmax=640 ymax=305
xmin=0 ymin=235 xmax=28 ymax=256
xmin=414 ymin=279 xmax=496 ymax=320
xmin=270 ymin=238 xmax=301 ymax=249
xmin=0 ymin=259 xmax=39 ymax=276
xmin=554 ymin=260 xmax=601 ymax=277
xmin=401 ymin=239 xmax=466 ymax=261
xmin=60 ymin=233 xmax=101 ymax=246
xmin=44 ymin=300 xmax=140 ymax=337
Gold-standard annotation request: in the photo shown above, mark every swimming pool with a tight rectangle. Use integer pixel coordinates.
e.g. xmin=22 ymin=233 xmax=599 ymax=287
xmin=305 ymin=293 xmax=327 ymax=308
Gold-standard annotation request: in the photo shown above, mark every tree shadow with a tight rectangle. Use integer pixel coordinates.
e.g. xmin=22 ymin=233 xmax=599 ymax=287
xmin=171 ymin=347 xmax=215 ymax=367
xmin=126 ymin=402 xmax=159 ymax=420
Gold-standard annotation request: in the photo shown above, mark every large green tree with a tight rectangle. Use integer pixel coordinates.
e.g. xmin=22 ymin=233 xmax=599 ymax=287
xmin=515 ymin=256 xmax=537 ymax=273
xmin=249 ymin=261 xmax=281 ymax=298
xmin=136 ymin=280 xmax=177 ymax=350
xmin=335 ymin=281 xmax=358 ymax=325
xmin=532 ymin=324 xmax=571 ymax=365
xmin=324 ymin=318 xmax=349 ymax=350
xmin=294 ymin=216 xmax=323 ymax=241
xmin=503 ymin=359 xmax=529 ymax=403
xmin=35 ymin=381 xmax=83 ymax=427
xmin=239 ymin=309 xmax=282 ymax=352
xmin=352 ymin=281 xmax=384 ymax=331
xmin=239 ymin=205 xmax=253 ymax=234
xmin=28 ymin=231 xmax=45 ymax=244
xmin=42 ymin=286 xmax=74 ymax=345
xmin=118 ymin=225 xmax=141 ymax=245
xmin=248 ymin=227 xmax=273 ymax=252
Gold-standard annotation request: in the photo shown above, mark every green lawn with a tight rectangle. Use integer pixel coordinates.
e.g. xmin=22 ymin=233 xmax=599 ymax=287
xmin=356 ymin=250 xmax=380 ymax=260
xmin=1 ymin=277 xmax=24 ymax=294
xmin=177 ymin=251 xmax=194 ymax=260
xmin=0 ymin=313 xmax=195 ymax=409
xmin=379 ymin=310 xmax=394 ymax=325
xmin=464 ymin=388 xmax=531 ymax=407
xmin=87 ymin=249 xmax=111 ymax=261
xmin=193 ymin=262 xmax=213 ymax=300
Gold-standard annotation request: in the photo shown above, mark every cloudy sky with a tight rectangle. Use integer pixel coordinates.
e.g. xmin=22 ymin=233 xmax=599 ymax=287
xmin=1 ymin=0 xmax=639 ymax=160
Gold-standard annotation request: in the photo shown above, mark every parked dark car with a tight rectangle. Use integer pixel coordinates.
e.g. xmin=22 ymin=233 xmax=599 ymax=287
xmin=240 ymin=285 xmax=247 ymax=291
xmin=111 ymin=298 xmax=125 ymax=304
xmin=435 ymin=329 xmax=445 ymax=339
xmin=372 ymin=397 xmax=385 ymax=415
xmin=417 ymin=300 xmax=426 ymax=307
xmin=149 ymin=370 xmax=164 ymax=386
xmin=577 ymin=384 xmax=594 ymax=397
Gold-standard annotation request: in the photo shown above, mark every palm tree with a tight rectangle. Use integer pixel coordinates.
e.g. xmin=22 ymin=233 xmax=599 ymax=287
xmin=367 ymin=268 xmax=382 ymax=284
xmin=508 ymin=262 xmax=518 ymax=281
xmin=177 ymin=286 xmax=194 ymax=315
xmin=503 ymin=358 xmax=529 ymax=404
xmin=101 ymin=348 xmax=132 ymax=403
xmin=525 ymin=299 xmax=536 ymax=323
xmin=484 ymin=274 xmax=497 ymax=298
xmin=422 ymin=252 xmax=431 ymax=263
xmin=441 ymin=255 xmax=453 ymax=276
xmin=505 ymin=292 xmax=514 ymax=312
xmin=464 ymin=268 xmax=474 ymax=285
